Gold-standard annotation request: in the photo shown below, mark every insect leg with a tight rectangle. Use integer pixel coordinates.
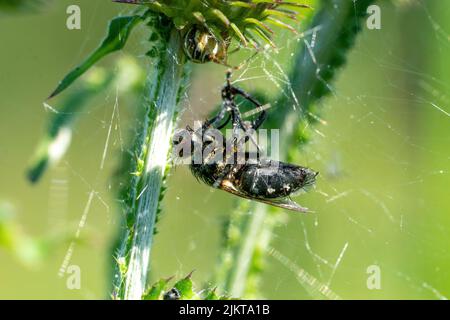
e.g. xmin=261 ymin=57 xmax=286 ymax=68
xmin=223 ymin=72 xmax=265 ymax=148
xmin=216 ymin=114 xmax=232 ymax=130
xmin=204 ymin=104 xmax=228 ymax=128
xmin=231 ymin=87 xmax=267 ymax=130
xmin=230 ymin=102 xmax=262 ymax=152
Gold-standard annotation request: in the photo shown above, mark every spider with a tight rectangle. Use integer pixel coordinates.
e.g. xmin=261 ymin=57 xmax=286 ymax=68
xmin=174 ymin=72 xmax=318 ymax=212
xmin=183 ymin=25 xmax=259 ymax=69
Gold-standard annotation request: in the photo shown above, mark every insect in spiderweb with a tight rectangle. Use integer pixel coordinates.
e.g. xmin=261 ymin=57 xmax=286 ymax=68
xmin=174 ymin=72 xmax=318 ymax=213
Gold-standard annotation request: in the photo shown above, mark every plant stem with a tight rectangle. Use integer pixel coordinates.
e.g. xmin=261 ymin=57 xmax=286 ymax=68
xmin=112 ymin=21 xmax=187 ymax=300
xmin=225 ymin=203 xmax=270 ymax=297
xmin=124 ymin=35 xmax=184 ymax=299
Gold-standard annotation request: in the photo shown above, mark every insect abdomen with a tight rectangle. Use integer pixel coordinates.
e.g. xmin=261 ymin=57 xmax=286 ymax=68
xmin=183 ymin=27 xmax=226 ymax=63
xmin=235 ymin=161 xmax=318 ymax=199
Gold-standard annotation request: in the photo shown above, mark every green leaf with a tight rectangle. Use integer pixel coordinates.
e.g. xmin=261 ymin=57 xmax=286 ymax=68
xmin=174 ymin=272 xmax=195 ymax=299
xmin=27 ymin=68 xmax=113 ymax=184
xmin=142 ymin=278 xmax=171 ymax=300
xmin=48 ymin=15 xmax=142 ymax=99
xmin=204 ymin=288 xmax=219 ymax=300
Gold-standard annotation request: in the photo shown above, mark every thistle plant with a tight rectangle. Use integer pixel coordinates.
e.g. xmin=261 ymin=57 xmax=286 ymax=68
xmin=142 ymin=272 xmax=231 ymax=300
xmin=27 ymin=0 xmax=310 ymax=300
xmin=114 ymin=0 xmax=311 ymax=50
xmin=28 ymin=0 xmax=374 ymax=300
xmin=109 ymin=0 xmax=309 ymax=300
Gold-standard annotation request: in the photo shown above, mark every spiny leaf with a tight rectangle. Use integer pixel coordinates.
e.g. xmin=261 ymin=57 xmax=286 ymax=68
xmin=48 ymin=15 xmax=142 ymax=99
xmin=27 ymin=69 xmax=113 ymax=183
xmin=174 ymin=271 xmax=195 ymax=299
xmin=204 ymin=288 xmax=220 ymax=300
xmin=142 ymin=277 xmax=172 ymax=300
xmin=142 ymin=273 xmax=232 ymax=300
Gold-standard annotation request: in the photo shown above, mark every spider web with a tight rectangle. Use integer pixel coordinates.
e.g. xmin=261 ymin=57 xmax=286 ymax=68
xmin=41 ymin=0 xmax=450 ymax=299
xmin=239 ymin=0 xmax=450 ymax=299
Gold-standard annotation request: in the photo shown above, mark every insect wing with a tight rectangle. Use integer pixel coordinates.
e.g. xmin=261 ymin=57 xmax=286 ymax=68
xmin=258 ymin=197 xmax=310 ymax=213
xmin=219 ymin=180 xmax=310 ymax=213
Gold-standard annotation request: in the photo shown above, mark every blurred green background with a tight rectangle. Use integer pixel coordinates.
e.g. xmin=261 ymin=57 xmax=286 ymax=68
xmin=0 ymin=0 xmax=449 ymax=299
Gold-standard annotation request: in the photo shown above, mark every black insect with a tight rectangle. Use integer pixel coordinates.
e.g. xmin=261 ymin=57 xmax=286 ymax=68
xmin=174 ymin=72 xmax=318 ymax=212
xmin=163 ymin=287 xmax=181 ymax=300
